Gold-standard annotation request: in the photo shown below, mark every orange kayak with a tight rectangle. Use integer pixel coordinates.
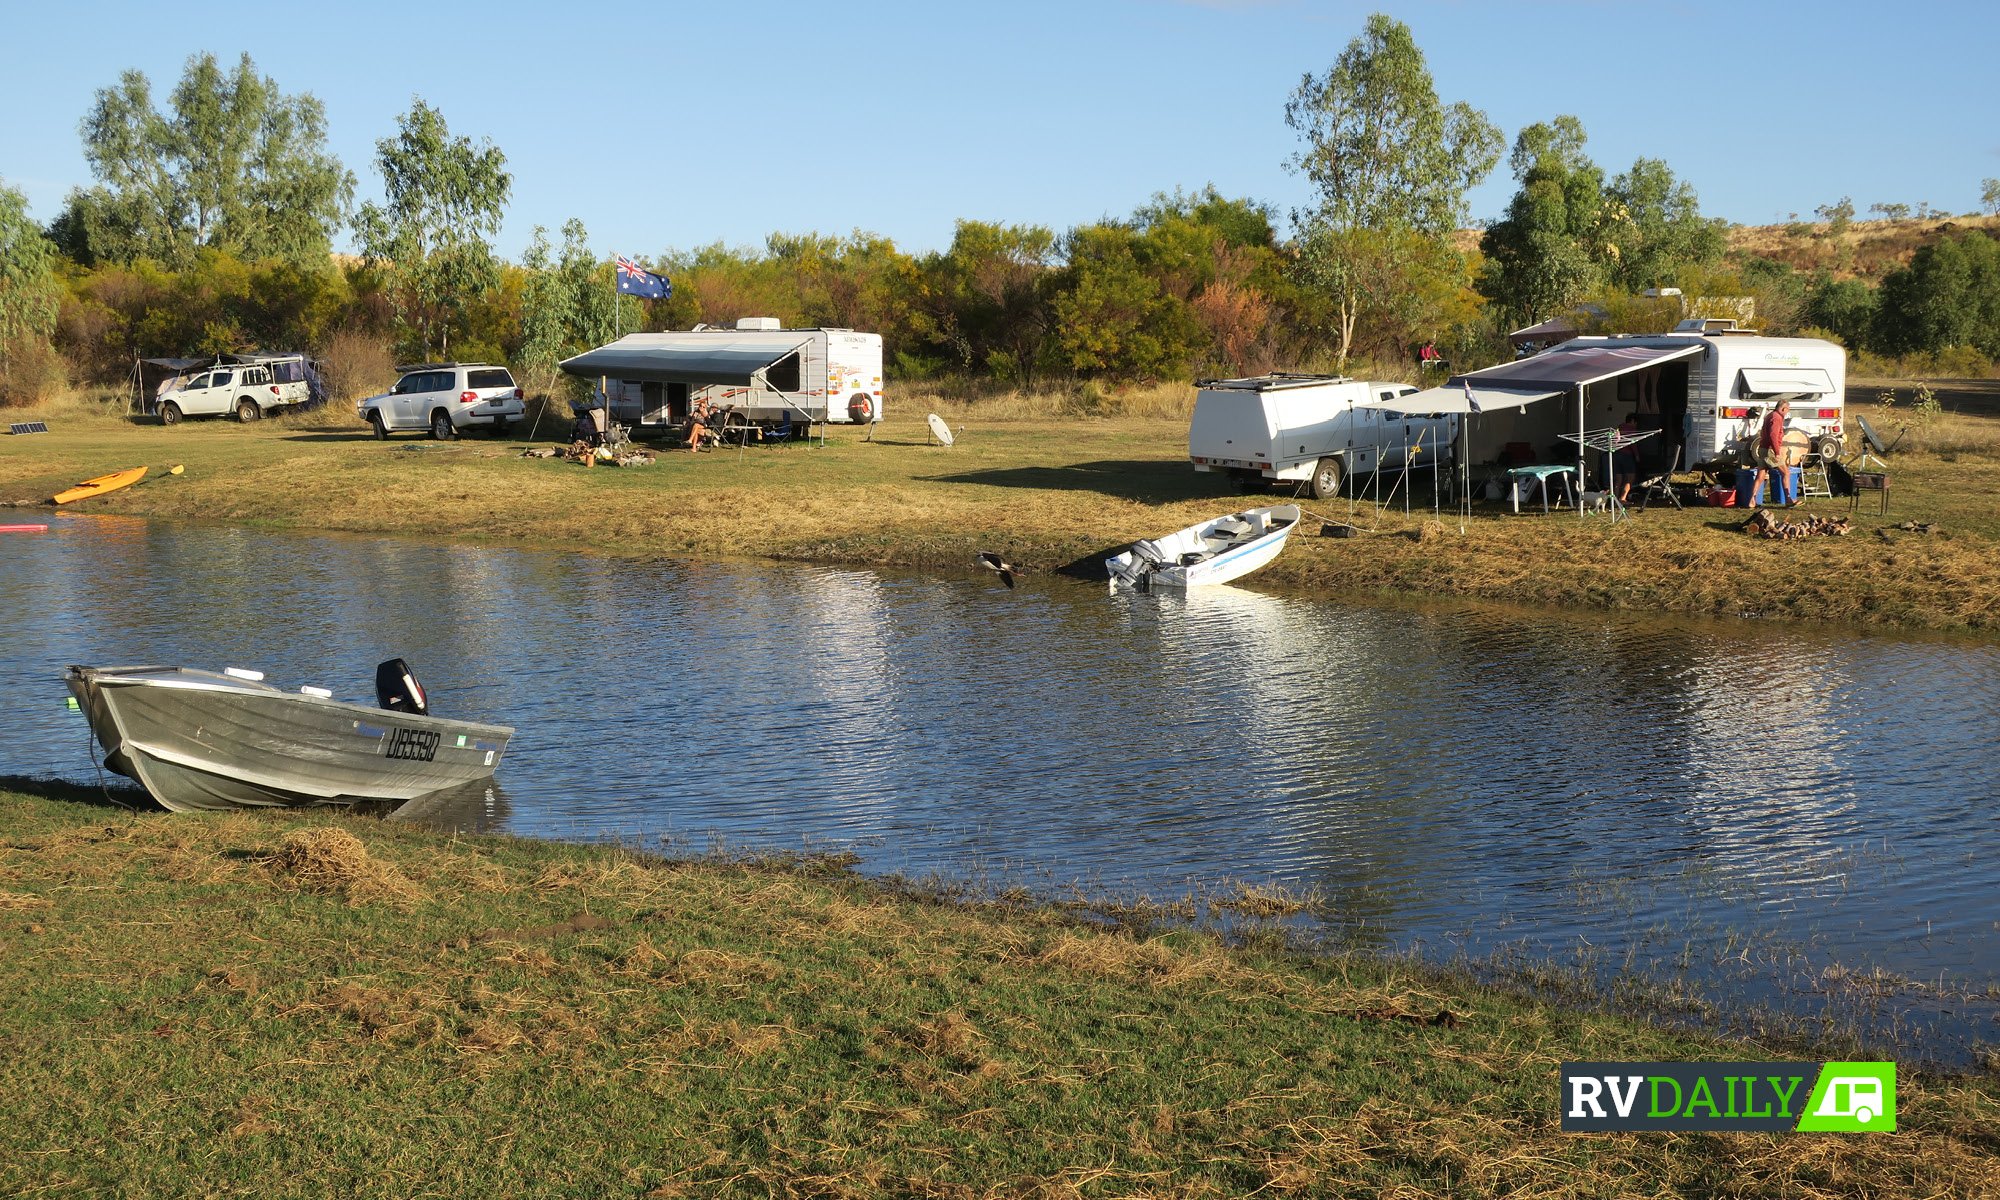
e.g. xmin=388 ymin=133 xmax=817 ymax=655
xmin=53 ymin=466 xmax=147 ymax=505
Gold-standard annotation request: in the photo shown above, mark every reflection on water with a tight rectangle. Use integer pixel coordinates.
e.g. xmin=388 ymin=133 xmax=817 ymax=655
xmin=6 ymin=514 xmax=2000 ymax=1058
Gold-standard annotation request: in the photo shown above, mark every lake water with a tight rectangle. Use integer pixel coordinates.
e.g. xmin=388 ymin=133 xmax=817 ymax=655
xmin=5 ymin=515 xmax=1997 ymax=1061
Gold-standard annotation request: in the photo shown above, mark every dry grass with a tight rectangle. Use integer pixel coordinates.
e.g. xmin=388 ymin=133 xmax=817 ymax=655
xmin=1728 ymin=214 xmax=2000 ymax=280
xmin=267 ymin=826 xmax=420 ymax=904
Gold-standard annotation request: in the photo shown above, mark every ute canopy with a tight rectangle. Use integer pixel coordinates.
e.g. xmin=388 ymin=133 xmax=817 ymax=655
xmin=560 ymin=334 xmax=809 ymax=386
xmin=1739 ymin=366 xmax=1835 ymax=397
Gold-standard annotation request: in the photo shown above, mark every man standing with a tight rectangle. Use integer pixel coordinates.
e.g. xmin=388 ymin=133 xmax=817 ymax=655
xmin=1756 ymin=398 xmax=1793 ymax=506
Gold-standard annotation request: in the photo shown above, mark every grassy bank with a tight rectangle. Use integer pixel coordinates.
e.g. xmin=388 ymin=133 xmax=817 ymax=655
xmin=2 ymin=780 xmax=1996 ymax=1197
xmin=4 ymin=382 xmax=1999 ymax=631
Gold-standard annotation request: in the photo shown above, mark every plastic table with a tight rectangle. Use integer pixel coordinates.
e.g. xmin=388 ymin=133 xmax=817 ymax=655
xmin=1504 ymin=464 xmax=1579 ymax=514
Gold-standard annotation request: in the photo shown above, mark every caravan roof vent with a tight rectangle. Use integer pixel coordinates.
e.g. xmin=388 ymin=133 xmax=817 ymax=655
xmin=735 ymin=317 xmax=782 ymax=332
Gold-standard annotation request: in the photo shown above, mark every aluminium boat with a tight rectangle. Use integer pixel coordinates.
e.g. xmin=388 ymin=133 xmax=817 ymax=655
xmin=1105 ymin=504 xmax=1300 ymax=590
xmin=66 ymin=660 xmax=512 ymax=813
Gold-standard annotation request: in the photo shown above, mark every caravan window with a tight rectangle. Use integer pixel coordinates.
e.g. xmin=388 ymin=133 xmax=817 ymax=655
xmin=764 ymin=352 xmax=801 ymax=393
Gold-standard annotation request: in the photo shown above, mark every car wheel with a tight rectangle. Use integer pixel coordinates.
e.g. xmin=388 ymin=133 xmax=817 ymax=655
xmin=160 ymin=401 xmax=183 ymax=426
xmin=1310 ymin=456 xmax=1345 ymax=500
xmin=430 ymin=410 xmax=457 ymax=441
xmin=237 ymin=398 xmax=261 ymax=423
xmin=369 ymin=411 xmax=390 ymax=440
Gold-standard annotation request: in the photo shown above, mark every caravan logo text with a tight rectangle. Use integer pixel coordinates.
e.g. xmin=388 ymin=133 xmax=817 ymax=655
xmin=1561 ymin=1061 xmax=1895 ymax=1132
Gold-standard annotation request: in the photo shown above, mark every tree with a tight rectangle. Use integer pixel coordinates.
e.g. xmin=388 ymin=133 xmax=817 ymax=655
xmin=517 ymin=218 xmax=613 ymax=397
xmin=1982 ymin=179 xmax=2000 ymax=217
xmin=1283 ymin=13 xmax=1501 ymax=367
xmin=1479 ymin=117 xmax=1609 ymax=322
xmin=1049 ymin=223 xmax=1200 ymax=379
xmin=354 ymin=100 xmax=512 ymax=359
xmin=1804 ymin=275 xmax=1878 ymax=350
xmin=66 ymin=52 xmax=353 ymax=267
xmin=916 ymin=221 xmax=1057 ymax=381
xmin=0 ymin=179 xmax=63 ymax=360
xmin=1603 ymin=158 xmax=1725 ymax=290
xmin=1873 ymin=232 xmax=2000 ymax=358
xmin=1815 ymin=196 xmax=1855 ymax=236
xmin=1870 ymin=202 xmax=1911 ymax=221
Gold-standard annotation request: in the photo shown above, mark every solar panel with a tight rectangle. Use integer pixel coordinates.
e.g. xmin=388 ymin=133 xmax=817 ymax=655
xmin=8 ymin=421 xmax=49 ymax=435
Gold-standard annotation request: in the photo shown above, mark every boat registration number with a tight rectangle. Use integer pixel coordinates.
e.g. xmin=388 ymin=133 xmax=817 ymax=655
xmin=385 ymin=727 xmax=441 ymax=762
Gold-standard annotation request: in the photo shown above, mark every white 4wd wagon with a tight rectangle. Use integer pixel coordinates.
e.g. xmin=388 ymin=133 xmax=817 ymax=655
xmin=358 ymin=364 xmax=525 ymax=440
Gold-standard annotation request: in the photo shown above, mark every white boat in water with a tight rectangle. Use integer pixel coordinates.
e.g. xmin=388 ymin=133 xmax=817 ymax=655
xmin=66 ymin=660 xmax=513 ymax=813
xmin=1105 ymin=504 xmax=1301 ymax=590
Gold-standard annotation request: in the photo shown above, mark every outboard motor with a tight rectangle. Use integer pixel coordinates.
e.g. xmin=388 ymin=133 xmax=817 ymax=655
xmin=374 ymin=658 xmax=429 ymax=716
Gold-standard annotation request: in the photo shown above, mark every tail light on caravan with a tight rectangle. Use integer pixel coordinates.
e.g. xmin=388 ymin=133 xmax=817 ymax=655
xmin=1815 ymin=407 xmax=1839 ymax=419
xmin=459 ymin=390 xmax=478 ymax=404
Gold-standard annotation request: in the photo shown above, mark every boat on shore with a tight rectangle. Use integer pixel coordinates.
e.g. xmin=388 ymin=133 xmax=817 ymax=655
xmin=53 ymin=466 xmax=147 ymax=505
xmin=66 ymin=661 xmax=512 ymax=813
xmin=1106 ymin=504 xmax=1300 ymax=590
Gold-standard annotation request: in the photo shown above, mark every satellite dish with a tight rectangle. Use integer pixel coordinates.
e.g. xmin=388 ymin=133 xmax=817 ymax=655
xmin=927 ymin=412 xmax=955 ymax=446
xmin=1855 ymin=413 xmax=1889 ymax=456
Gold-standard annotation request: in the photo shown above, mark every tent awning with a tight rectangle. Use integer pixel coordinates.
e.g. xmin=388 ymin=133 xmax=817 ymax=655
xmin=1739 ymin=366 xmax=1834 ymax=396
xmin=1452 ymin=341 xmax=1704 ymax=392
xmin=559 ymin=337 xmax=808 ymax=386
xmin=1354 ymin=383 xmax=1560 ymax=415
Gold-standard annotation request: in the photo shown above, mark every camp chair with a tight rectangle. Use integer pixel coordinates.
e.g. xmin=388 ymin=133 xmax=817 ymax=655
xmin=1634 ymin=445 xmax=1685 ymax=511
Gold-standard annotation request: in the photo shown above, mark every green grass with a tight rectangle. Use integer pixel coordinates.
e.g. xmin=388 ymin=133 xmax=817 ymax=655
xmin=1 ymin=781 xmax=1996 ymax=1197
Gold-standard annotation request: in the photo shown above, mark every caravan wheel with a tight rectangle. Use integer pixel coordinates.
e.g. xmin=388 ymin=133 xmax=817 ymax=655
xmin=846 ymin=394 xmax=875 ymax=425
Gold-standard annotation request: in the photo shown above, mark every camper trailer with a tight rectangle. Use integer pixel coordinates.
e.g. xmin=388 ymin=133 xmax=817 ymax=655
xmin=1188 ymin=375 xmax=1445 ymax=498
xmin=559 ymin=320 xmax=883 ymax=437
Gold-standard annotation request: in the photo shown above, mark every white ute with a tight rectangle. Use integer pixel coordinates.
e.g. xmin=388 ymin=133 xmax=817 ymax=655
xmin=1188 ymin=374 xmax=1453 ymax=498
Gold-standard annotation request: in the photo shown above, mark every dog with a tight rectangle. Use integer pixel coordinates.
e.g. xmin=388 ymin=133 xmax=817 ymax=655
xmin=1578 ymin=489 xmax=1622 ymax=514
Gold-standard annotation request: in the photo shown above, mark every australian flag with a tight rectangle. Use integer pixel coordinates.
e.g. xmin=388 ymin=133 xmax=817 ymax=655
xmin=615 ymin=256 xmax=671 ymax=300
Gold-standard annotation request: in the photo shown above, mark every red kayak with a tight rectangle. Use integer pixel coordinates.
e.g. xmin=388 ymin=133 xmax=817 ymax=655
xmin=1 ymin=523 xmax=50 ymax=532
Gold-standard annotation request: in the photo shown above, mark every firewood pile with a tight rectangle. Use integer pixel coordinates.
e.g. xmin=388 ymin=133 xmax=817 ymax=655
xmin=1740 ymin=509 xmax=1852 ymax=540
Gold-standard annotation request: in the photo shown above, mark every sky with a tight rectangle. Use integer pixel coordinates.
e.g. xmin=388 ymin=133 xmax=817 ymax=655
xmin=3 ymin=0 xmax=1996 ymax=263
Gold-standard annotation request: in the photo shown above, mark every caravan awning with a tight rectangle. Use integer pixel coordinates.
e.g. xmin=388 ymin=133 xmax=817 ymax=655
xmin=1354 ymin=383 xmax=1560 ymax=415
xmin=1739 ymin=366 xmax=1835 ymax=396
xmin=1452 ymin=342 xmax=1704 ymax=392
xmin=559 ymin=337 xmax=808 ymax=386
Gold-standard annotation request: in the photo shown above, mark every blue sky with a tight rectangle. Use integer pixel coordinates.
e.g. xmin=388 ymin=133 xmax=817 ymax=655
xmin=3 ymin=0 xmax=1995 ymax=262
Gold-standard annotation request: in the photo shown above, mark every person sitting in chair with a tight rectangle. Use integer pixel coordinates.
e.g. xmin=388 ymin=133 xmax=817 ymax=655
xmin=685 ymin=400 xmax=713 ymax=451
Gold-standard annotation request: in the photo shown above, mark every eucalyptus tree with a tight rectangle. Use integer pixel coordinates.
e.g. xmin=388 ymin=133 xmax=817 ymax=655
xmin=1283 ymin=13 xmax=1501 ymax=367
xmin=0 ymin=179 xmax=63 ymax=363
xmin=1479 ymin=117 xmax=1610 ymax=323
xmin=355 ymin=100 xmax=512 ymax=359
xmin=1604 ymin=158 xmax=1726 ymax=291
xmin=518 ymin=218 xmax=613 ymax=395
xmin=65 ymin=52 xmax=352 ymax=267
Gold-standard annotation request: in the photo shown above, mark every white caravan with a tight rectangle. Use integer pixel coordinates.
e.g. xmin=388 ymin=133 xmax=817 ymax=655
xmin=1553 ymin=321 xmax=1847 ymax=467
xmin=561 ymin=319 xmax=883 ymax=436
xmin=1188 ymin=375 xmax=1450 ymax=498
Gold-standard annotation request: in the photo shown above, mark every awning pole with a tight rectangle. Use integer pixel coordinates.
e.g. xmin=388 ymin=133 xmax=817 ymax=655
xmin=1576 ymin=385 xmax=1586 ymax=522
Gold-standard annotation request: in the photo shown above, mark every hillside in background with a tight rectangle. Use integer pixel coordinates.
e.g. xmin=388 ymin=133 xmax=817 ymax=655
xmin=1727 ymin=214 xmax=2000 ymax=280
